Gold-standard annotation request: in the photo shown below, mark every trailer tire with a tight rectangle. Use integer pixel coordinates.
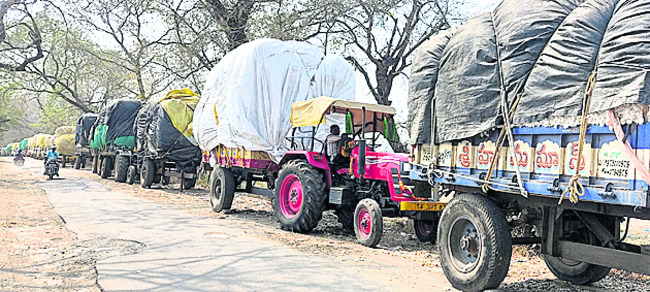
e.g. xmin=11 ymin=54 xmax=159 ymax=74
xmin=183 ymin=178 xmax=196 ymax=190
xmin=126 ymin=165 xmax=136 ymax=185
xmin=544 ymin=255 xmax=610 ymax=285
xmin=354 ymin=199 xmax=383 ymax=247
xmin=438 ymin=193 xmax=512 ymax=292
xmin=74 ymin=156 xmax=82 ymax=169
xmin=210 ymin=167 xmax=235 ymax=212
xmin=335 ymin=207 xmax=355 ymax=231
xmin=414 ymin=215 xmax=439 ymax=243
xmin=92 ymin=156 xmax=99 ymax=174
xmin=114 ymin=155 xmax=129 ymax=183
xmin=273 ymin=160 xmax=326 ymax=233
xmin=100 ymin=156 xmax=112 ymax=179
xmin=141 ymin=159 xmax=155 ymax=188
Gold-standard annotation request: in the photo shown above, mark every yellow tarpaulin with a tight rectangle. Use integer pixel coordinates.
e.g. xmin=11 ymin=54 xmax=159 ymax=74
xmin=55 ymin=126 xmax=74 ymax=137
xmin=158 ymin=89 xmax=200 ymax=138
xmin=54 ymin=134 xmax=75 ymax=156
xmin=290 ymin=96 xmax=396 ymax=128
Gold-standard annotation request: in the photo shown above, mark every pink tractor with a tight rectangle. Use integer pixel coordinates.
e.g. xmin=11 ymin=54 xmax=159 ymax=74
xmin=209 ymin=97 xmax=443 ymax=247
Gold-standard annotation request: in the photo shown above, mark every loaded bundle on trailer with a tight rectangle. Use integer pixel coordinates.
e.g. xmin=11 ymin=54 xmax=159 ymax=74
xmin=131 ymin=89 xmax=201 ymax=189
xmin=74 ymin=113 xmax=98 ymax=169
xmin=90 ymin=100 xmax=141 ymax=179
xmin=405 ymin=0 xmax=650 ymax=291
xmin=193 ymin=38 xmax=358 ymax=233
xmin=53 ymin=126 xmax=75 ymax=167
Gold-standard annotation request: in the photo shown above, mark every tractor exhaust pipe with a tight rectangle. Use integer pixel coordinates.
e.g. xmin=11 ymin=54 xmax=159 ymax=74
xmin=358 ymin=107 xmax=366 ymax=179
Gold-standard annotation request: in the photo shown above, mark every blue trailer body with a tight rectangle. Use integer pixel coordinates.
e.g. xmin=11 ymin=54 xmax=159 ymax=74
xmin=408 ymin=124 xmax=650 ymax=208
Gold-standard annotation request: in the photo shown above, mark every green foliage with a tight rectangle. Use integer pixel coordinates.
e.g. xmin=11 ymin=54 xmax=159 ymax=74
xmin=30 ymin=93 xmax=79 ymax=133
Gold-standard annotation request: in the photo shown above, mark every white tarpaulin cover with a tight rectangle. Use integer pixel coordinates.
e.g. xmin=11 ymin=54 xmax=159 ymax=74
xmin=194 ymin=38 xmax=356 ymax=162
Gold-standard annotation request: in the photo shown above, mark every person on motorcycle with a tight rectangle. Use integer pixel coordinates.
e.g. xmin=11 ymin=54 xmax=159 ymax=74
xmin=44 ymin=146 xmax=59 ymax=175
xmin=14 ymin=149 xmax=24 ymax=162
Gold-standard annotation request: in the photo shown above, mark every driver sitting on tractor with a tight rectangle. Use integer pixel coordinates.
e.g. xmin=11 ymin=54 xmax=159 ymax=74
xmin=325 ymin=125 xmax=341 ymax=159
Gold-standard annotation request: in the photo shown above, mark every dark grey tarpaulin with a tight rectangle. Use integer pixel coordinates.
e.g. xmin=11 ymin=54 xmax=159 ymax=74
xmin=408 ymin=0 xmax=650 ymax=144
xmin=134 ymin=103 xmax=201 ymax=172
xmin=75 ymin=113 xmax=98 ymax=147
xmin=95 ymin=100 xmax=141 ymax=145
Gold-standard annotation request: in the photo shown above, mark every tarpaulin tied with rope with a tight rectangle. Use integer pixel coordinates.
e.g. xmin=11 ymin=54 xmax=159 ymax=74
xmin=134 ymin=89 xmax=202 ymax=172
xmin=408 ymin=0 xmax=650 ymax=145
xmin=408 ymin=0 xmax=650 ymax=203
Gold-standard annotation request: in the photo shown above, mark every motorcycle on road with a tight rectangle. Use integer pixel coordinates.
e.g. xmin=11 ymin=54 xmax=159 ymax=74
xmin=45 ymin=159 xmax=60 ymax=180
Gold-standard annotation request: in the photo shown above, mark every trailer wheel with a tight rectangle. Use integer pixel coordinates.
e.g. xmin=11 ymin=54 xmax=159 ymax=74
xmin=100 ymin=156 xmax=112 ymax=179
xmin=141 ymin=159 xmax=155 ymax=188
xmin=74 ymin=156 xmax=82 ymax=169
xmin=273 ymin=160 xmax=326 ymax=233
xmin=354 ymin=199 xmax=383 ymax=247
xmin=414 ymin=215 xmax=439 ymax=243
xmin=126 ymin=165 xmax=137 ymax=185
xmin=210 ymin=167 xmax=235 ymax=212
xmin=92 ymin=156 xmax=99 ymax=174
xmin=544 ymin=224 xmax=611 ymax=285
xmin=114 ymin=155 xmax=129 ymax=183
xmin=335 ymin=207 xmax=355 ymax=231
xmin=438 ymin=193 xmax=512 ymax=292
xmin=183 ymin=178 xmax=196 ymax=190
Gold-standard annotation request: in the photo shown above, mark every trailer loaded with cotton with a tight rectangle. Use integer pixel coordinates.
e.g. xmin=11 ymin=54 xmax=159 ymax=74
xmin=128 ymin=89 xmax=202 ymax=190
xmin=74 ymin=113 xmax=98 ymax=169
xmin=194 ymin=39 xmax=442 ymax=246
xmin=405 ymin=0 xmax=650 ymax=291
xmin=90 ymin=99 xmax=141 ymax=179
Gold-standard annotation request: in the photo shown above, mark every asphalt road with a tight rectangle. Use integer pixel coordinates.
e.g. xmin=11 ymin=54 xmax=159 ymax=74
xmin=19 ymin=158 xmax=451 ymax=291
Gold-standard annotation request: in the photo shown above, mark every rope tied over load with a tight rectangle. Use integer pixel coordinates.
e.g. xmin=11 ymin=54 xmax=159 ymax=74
xmin=559 ymin=71 xmax=597 ymax=205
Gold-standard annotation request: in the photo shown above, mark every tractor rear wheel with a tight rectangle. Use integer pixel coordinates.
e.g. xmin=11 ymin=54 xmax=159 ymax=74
xmin=438 ymin=193 xmax=512 ymax=292
xmin=354 ymin=199 xmax=383 ymax=247
xmin=273 ymin=160 xmax=326 ymax=233
xmin=210 ymin=167 xmax=235 ymax=212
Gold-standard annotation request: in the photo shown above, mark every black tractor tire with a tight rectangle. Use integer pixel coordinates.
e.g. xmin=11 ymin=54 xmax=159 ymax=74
xmin=74 ymin=156 xmax=82 ymax=169
xmin=210 ymin=167 xmax=235 ymax=212
xmin=92 ymin=156 xmax=99 ymax=174
xmin=114 ymin=155 xmax=129 ymax=183
xmin=162 ymin=176 xmax=170 ymax=186
xmin=273 ymin=160 xmax=326 ymax=233
xmin=182 ymin=178 xmax=196 ymax=190
xmin=100 ymin=156 xmax=113 ymax=179
xmin=141 ymin=159 xmax=155 ymax=188
xmin=414 ymin=214 xmax=440 ymax=243
xmin=126 ymin=165 xmax=137 ymax=185
xmin=353 ymin=199 xmax=383 ymax=247
xmin=153 ymin=174 xmax=162 ymax=184
xmin=335 ymin=207 xmax=355 ymax=231
xmin=438 ymin=193 xmax=512 ymax=292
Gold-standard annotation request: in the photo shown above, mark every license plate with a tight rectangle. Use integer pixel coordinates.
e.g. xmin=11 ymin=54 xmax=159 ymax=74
xmin=400 ymin=201 xmax=445 ymax=211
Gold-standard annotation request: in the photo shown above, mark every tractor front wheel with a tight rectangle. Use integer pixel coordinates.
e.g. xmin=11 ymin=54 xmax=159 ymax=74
xmin=354 ymin=199 xmax=383 ymax=247
xmin=273 ymin=160 xmax=326 ymax=233
xmin=100 ymin=156 xmax=112 ymax=179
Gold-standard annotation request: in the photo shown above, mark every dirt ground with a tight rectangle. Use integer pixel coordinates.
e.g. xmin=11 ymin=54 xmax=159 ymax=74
xmin=1 ymin=157 xmax=649 ymax=291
